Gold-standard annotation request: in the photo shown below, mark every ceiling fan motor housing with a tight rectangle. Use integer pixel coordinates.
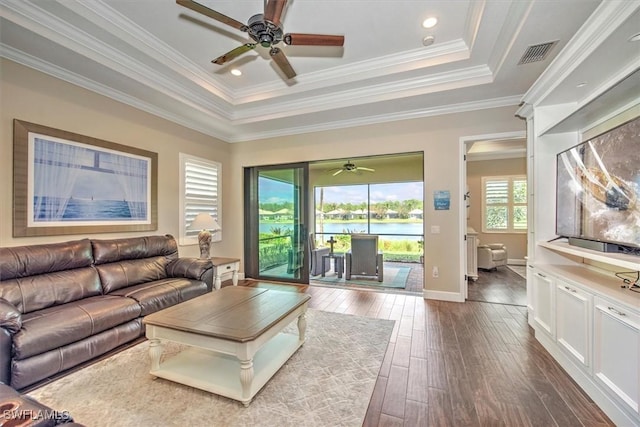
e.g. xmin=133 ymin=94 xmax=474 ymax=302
xmin=248 ymin=13 xmax=283 ymax=47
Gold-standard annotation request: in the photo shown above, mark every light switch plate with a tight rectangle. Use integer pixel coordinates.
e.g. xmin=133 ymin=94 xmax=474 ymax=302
xmin=431 ymin=225 xmax=440 ymax=234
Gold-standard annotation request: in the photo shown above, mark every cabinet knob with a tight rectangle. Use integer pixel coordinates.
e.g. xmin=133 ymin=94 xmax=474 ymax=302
xmin=537 ymin=273 xmax=546 ymax=278
xmin=607 ymin=306 xmax=626 ymax=316
xmin=564 ymin=286 xmax=576 ymax=293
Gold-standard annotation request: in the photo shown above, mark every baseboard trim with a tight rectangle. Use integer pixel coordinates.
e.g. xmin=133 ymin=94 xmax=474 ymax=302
xmin=508 ymin=258 xmax=526 ymax=265
xmin=423 ymin=289 xmax=465 ymax=302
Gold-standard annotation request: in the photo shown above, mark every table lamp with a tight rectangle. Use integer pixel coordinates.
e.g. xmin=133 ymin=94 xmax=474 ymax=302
xmin=188 ymin=213 xmax=221 ymax=258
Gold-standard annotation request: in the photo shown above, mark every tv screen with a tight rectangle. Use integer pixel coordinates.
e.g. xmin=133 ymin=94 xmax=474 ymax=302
xmin=556 ymin=116 xmax=640 ymax=249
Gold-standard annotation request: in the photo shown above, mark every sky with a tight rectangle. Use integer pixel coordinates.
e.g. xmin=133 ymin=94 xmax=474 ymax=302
xmin=258 ymin=177 xmax=423 ymax=205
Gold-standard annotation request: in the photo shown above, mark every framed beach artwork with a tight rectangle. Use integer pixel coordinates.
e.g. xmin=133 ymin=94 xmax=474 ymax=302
xmin=13 ymin=120 xmax=158 ymax=237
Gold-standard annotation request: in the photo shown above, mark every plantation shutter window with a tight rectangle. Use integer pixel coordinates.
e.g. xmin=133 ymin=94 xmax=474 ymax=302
xmin=179 ymin=154 xmax=221 ymax=245
xmin=482 ymin=176 xmax=526 ymax=233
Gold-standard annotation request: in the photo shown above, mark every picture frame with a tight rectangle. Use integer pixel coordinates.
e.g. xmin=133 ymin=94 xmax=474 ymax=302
xmin=13 ymin=119 xmax=158 ymax=237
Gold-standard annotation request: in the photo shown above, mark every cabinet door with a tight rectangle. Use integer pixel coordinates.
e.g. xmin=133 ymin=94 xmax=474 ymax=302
xmin=593 ymin=297 xmax=640 ymax=414
xmin=532 ymin=270 xmax=555 ymax=338
xmin=556 ymin=280 xmax=591 ymax=370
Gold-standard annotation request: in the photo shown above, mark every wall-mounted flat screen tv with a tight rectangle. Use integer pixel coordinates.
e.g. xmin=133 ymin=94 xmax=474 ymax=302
xmin=556 ymin=116 xmax=640 ymax=251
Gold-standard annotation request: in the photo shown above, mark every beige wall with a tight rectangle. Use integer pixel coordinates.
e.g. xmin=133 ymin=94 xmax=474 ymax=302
xmin=466 ymin=157 xmax=527 ymax=260
xmin=229 ymin=107 xmax=525 ymax=294
xmin=0 ymin=59 xmax=231 ymax=258
xmin=1 ymin=57 xmax=526 ymax=296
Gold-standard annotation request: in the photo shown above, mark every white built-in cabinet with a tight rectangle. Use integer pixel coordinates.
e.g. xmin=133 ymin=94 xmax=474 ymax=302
xmin=530 ymin=265 xmax=640 ymax=425
xmin=555 ymin=279 xmax=592 ymax=370
xmin=532 ymin=269 xmax=555 ymax=338
xmin=593 ymin=296 xmax=640 ymax=415
xmin=516 ymin=3 xmax=640 ymax=423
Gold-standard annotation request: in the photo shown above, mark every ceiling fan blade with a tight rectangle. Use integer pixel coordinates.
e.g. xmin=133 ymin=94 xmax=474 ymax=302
xmin=357 ymin=167 xmax=375 ymax=172
xmin=264 ymin=0 xmax=287 ymax=25
xmin=176 ymin=0 xmax=248 ymax=32
xmin=284 ymin=33 xmax=345 ymax=46
xmin=332 ymin=169 xmax=344 ymax=176
xmin=270 ymin=47 xmax=296 ymax=79
xmin=212 ymin=43 xmax=256 ymax=65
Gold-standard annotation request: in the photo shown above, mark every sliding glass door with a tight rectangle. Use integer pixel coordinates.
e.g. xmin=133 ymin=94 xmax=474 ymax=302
xmin=244 ymin=163 xmax=309 ymax=283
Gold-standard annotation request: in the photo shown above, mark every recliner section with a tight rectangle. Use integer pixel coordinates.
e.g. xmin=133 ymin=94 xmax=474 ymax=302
xmin=0 ymin=234 xmax=213 ymax=391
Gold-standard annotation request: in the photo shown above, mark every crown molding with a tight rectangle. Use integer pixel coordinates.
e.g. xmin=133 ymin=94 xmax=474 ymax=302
xmin=0 ymin=45 xmax=235 ymax=142
xmin=463 ymin=0 xmax=486 ymax=51
xmin=521 ymin=1 xmax=640 ymax=106
xmin=57 ymin=0 xmax=235 ymax=104
xmin=233 ymin=39 xmax=471 ymax=103
xmin=1 ymin=0 xmax=232 ymax=118
xmin=232 ymin=65 xmax=494 ymax=124
xmin=229 ymin=95 xmax=522 ymax=142
xmin=487 ymin=0 xmax=534 ymax=76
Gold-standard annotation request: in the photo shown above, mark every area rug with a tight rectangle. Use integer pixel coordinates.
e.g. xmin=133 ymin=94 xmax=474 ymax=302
xmin=507 ymin=265 xmax=527 ymax=279
xmin=314 ymin=266 xmax=411 ymax=289
xmin=28 ymin=309 xmax=394 ymax=427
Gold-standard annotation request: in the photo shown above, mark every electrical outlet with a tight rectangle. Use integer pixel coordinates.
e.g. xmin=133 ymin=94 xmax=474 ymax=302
xmin=432 ymin=266 xmax=439 ymax=278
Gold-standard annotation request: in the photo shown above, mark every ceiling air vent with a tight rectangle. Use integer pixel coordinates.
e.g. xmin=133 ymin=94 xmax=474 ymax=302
xmin=518 ymin=41 xmax=558 ymax=65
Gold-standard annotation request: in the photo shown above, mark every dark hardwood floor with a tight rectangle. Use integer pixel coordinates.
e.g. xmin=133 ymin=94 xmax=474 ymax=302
xmin=468 ymin=266 xmax=527 ymax=306
xmin=230 ymin=279 xmax=613 ymax=427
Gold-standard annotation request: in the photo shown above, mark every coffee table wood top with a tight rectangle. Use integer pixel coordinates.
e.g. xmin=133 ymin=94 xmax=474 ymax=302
xmin=143 ymin=287 xmax=310 ymax=342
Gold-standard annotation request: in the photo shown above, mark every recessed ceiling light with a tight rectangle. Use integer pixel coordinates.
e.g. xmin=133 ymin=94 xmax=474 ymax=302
xmin=423 ymin=36 xmax=435 ymax=47
xmin=422 ymin=17 xmax=438 ymax=29
xmin=629 ymin=32 xmax=640 ymax=42
xmin=230 ymin=69 xmax=242 ymax=76
xmin=576 ymin=82 xmax=587 ymax=88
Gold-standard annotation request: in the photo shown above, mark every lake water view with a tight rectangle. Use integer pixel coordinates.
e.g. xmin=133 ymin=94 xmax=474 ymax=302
xmin=259 ymin=221 xmax=423 ymax=240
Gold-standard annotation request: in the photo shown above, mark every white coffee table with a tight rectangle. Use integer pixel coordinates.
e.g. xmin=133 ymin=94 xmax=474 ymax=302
xmin=143 ymin=286 xmax=310 ymax=406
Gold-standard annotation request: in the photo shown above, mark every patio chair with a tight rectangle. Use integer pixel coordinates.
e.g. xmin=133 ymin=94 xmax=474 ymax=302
xmin=309 ymin=233 xmax=330 ymax=276
xmin=345 ymin=234 xmax=384 ymax=282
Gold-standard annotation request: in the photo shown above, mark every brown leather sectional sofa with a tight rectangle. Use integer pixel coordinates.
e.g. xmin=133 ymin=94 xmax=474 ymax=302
xmin=0 ymin=235 xmax=213 ymax=391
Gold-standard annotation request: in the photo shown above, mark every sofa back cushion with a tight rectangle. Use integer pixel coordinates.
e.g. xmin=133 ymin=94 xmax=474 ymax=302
xmin=0 ymin=239 xmax=101 ymax=313
xmin=92 ymin=235 xmax=179 ymax=294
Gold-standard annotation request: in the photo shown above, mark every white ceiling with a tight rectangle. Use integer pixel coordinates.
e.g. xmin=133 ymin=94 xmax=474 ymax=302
xmin=0 ymin=0 xmax=616 ymax=143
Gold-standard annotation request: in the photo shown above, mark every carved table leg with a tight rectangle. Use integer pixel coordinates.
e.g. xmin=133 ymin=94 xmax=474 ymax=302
xmin=149 ymin=338 xmax=164 ymax=376
xmin=239 ymin=358 xmax=254 ymax=407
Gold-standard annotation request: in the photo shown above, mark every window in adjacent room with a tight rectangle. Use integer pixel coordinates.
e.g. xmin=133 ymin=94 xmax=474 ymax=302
xmin=482 ymin=175 xmax=527 ymax=233
xmin=179 ymin=153 xmax=221 ymax=245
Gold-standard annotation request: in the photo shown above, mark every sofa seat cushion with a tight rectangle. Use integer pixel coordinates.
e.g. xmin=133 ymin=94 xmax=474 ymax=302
xmin=11 ymin=319 xmax=142 ymax=391
xmin=109 ymin=278 xmax=208 ymax=316
xmin=13 ymin=296 xmax=141 ymax=360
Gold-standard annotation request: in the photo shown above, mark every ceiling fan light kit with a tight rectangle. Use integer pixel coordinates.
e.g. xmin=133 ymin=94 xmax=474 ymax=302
xmin=331 ymin=160 xmax=375 ymax=176
xmin=177 ymin=0 xmax=345 ymax=80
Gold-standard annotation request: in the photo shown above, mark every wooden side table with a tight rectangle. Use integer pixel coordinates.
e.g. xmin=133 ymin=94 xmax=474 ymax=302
xmin=211 ymin=257 xmax=240 ymax=290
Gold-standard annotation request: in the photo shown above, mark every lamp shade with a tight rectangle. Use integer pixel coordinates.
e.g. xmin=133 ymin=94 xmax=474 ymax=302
xmin=188 ymin=213 xmax=221 ymax=232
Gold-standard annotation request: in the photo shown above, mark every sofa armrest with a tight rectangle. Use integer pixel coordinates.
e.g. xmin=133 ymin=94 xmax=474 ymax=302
xmin=0 ymin=298 xmax=21 ymax=335
xmin=166 ymin=258 xmax=213 ymax=280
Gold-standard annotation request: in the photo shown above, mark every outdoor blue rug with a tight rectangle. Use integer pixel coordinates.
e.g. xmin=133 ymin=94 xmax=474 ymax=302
xmin=314 ymin=266 xmax=411 ymax=289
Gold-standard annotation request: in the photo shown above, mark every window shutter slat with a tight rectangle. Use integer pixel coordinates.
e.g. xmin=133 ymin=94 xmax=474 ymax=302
xmin=181 ymin=155 xmax=221 ymax=241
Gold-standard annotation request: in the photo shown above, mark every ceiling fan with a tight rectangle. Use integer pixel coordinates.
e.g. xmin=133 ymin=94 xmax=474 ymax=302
xmin=176 ymin=0 xmax=345 ymax=80
xmin=331 ymin=160 xmax=375 ymax=176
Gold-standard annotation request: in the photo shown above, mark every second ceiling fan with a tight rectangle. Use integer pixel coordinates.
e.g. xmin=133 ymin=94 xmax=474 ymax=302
xmin=331 ymin=160 xmax=375 ymax=176
xmin=176 ymin=0 xmax=345 ymax=80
